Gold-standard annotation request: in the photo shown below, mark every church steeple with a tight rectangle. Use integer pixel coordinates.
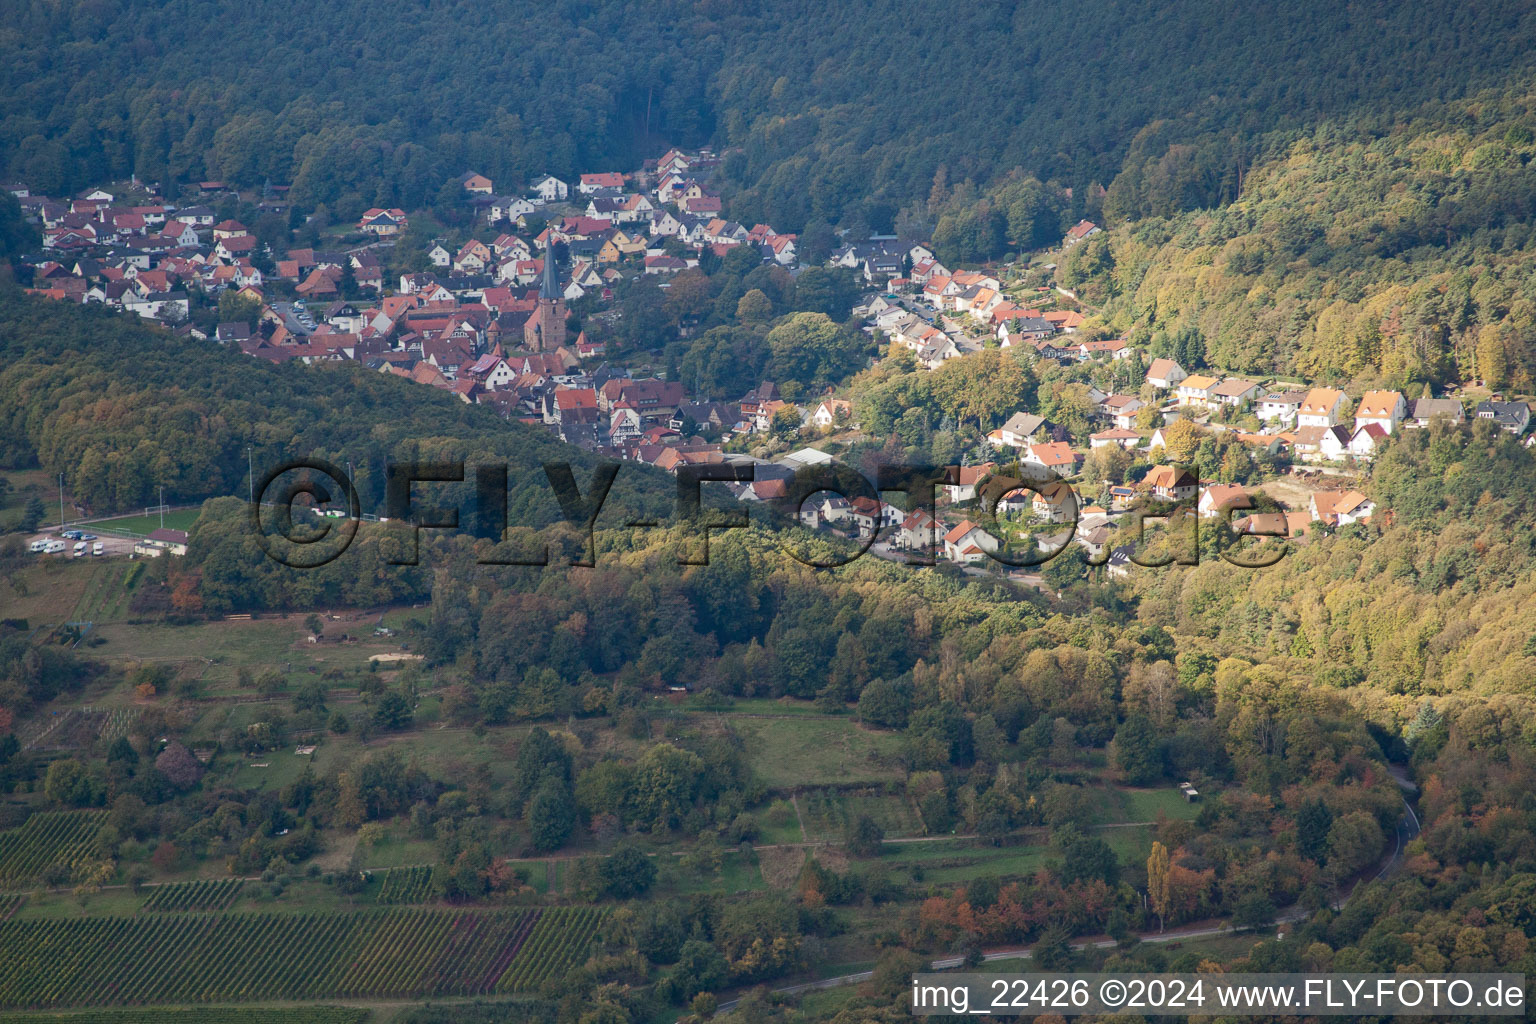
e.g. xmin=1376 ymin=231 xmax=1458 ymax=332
xmin=540 ymin=248 xmax=560 ymax=300
xmin=525 ymin=245 xmax=569 ymax=352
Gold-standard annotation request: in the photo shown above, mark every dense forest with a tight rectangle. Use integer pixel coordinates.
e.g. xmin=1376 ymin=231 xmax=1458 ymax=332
xmin=7 ymin=1 xmax=1536 ymax=231
xmin=1054 ymin=86 xmax=1536 ymax=390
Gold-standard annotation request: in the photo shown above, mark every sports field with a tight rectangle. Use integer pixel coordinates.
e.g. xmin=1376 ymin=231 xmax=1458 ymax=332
xmin=85 ymin=508 xmax=202 ymax=536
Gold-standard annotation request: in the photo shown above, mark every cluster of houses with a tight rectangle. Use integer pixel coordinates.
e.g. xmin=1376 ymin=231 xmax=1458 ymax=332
xmin=13 ymin=147 xmax=799 ymax=324
xmin=1152 ymin=358 xmax=1533 ymax=459
xmin=854 ymin=255 xmax=1112 ymax=370
xmin=10 ymin=150 xmax=821 ymax=459
xmin=16 ymin=182 xmax=271 ymax=320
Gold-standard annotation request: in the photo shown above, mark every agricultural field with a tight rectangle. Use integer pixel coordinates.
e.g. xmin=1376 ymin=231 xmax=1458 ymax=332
xmin=0 ymin=906 xmax=602 ymax=1008
xmin=375 ymin=866 xmax=434 ymax=904
xmin=19 ymin=708 xmax=136 ymax=753
xmin=0 ymin=812 xmax=106 ymax=888
xmin=878 ymin=826 xmax=1157 ymax=886
xmin=71 ymin=561 xmax=144 ymax=623
xmin=494 ymin=907 xmax=606 ymax=993
xmin=0 ymin=1010 xmax=369 ymax=1023
xmin=142 ymin=879 xmax=244 ymax=912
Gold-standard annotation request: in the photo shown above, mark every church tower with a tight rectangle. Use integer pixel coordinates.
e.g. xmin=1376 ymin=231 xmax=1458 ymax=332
xmin=524 ymin=249 xmax=568 ymax=352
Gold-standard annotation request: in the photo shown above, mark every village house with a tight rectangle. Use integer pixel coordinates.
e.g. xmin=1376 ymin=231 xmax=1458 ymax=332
xmin=1073 ymin=337 xmax=1132 ymax=361
xmin=1348 ymin=423 xmax=1389 ymax=458
xmin=1406 ymin=397 xmax=1465 ymax=428
xmin=1257 ymin=390 xmax=1307 ymax=425
xmin=530 ymin=175 xmax=568 ymax=201
xmin=358 ymin=208 xmax=407 ymax=236
xmin=1099 ymin=394 xmax=1144 ymax=429
xmin=1030 ymin=479 xmax=1078 ymax=523
xmin=1311 ymin=489 xmax=1375 ymax=526
xmin=578 ymin=172 xmax=625 ymax=194
xmin=1354 ymin=390 xmax=1408 ymax=434
xmin=943 ymin=520 xmax=999 ymax=564
xmin=1145 ymin=358 xmax=1187 ymax=390
xmin=458 ymin=172 xmax=493 ymax=194
xmin=1090 ymin=427 xmax=1142 ymax=450
xmin=810 ymin=398 xmax=853 ymax=430
xmin=1064 ymin=220 xmax=1101 ymax=245
xmin=1314 ymin=424 xmax=1355 ymax=462
xmin=989 ymin=412 xmax=1047 ymax=449
xmin=1297 ymin=387 xmax=1349 ymax=428
xmin=943 ymin=464 xmax=996 ymax=503
xmin=1022 ymin=442 xmax=1081 ymax=476
xmin=1140 ymin=464 xmax=1198 ymax=501
xmin=1108 ymin=485 xmax=1138 ymax=512
xmin=898 ymin=509 xmax=939 ymax=552
xmin=1210 ymin=378 xmax=1264 ymax=409
xmin=1197 ymin=484 xmax=1250 ymax=519
xmin=1176 ymin=374 xmax=1221 ymax=408
xmin=1475 ymin=400 xmax=1532 ymax=434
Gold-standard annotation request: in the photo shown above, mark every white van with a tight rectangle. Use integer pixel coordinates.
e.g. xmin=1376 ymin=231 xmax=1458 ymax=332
xmin=44 ymin=540 xmax=66 ymax=554
xmin=73 ymin=541 xmax=88 ymax=557
xmin=29 ymin=539 xmax=48 ymax=553
xmin=92 ymin=542 xmax=105 ymax=556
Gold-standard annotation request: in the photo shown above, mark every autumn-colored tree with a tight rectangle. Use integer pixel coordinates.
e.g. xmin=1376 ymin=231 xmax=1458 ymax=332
xmin=1147 ymin=840 xmax=1171 ymax=931
xmin=74 ymin=858 xmax=115 ymax=895
xmin=156 ymin=742 xmax=203 ymax=789
xmin=1159 ymin=419 xmax=1204 ymax=462
xmin=169 ymin=576 xmax=203 ymax=614
xmin=151 ymin=841 xmax=180 ymax=872
xmin=0 ymin=706 xmax=12 ymax=733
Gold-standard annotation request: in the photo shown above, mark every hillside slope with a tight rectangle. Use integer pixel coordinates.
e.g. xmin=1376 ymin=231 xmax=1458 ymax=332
xmin=1061 ymin=87 xmax=1536 ymax=390
xmin=6 ymin=1 xmax=1536 ymax=229
xmin=0 ymin=290 xmax=671 ymax=523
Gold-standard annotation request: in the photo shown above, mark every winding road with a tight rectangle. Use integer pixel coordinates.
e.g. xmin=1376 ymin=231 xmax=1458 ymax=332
xmin=713 ymin=768 xmax=1422 ymax=1015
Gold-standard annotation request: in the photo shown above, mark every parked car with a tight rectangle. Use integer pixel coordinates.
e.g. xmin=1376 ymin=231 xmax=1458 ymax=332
xmin=73 ymin=541 xmax=88 ymax=556
xmin=62 ymin=529 xmax=81 ymax=540
xmin=80 ymin=533 xmax=96 ymax=541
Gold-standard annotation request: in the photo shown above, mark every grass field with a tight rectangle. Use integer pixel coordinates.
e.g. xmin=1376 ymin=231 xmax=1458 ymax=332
xmin=657 ymin=849 xmax=765 ymax=895
xmin=724 ymin=716 xmax=903 ymax=789
xmin=1111 ymin=787 xmax=1202 ymax=823
xmin=0 ymin=469 xmax=60 ymax=534
xmin=91 ymin=616 xmax=408 ymax=690
xmin=800 ymin=788 xmax=920 ymax=842
xmin=0 ymin=559 xmax=98 ymax=625
xmin=755 ymin=798 xmax=804 ymax=844
xmin=85 ymin=508 xmax=202 ymax=537
xmin=877 ymin=824 xmax=1157 ymax=886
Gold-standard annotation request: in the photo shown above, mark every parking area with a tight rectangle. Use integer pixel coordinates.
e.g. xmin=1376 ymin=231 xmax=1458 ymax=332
xmin=26 ymin=530 xmax=139 ymax=558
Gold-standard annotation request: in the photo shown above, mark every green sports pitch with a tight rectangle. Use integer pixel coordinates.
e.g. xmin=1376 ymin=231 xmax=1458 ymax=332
xmin=84 ymin=508 xmax=202 ymax=537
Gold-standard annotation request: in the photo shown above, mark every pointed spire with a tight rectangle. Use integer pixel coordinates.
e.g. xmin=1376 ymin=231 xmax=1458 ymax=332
xmin=541 ymin=249 xmax=560 ymax=300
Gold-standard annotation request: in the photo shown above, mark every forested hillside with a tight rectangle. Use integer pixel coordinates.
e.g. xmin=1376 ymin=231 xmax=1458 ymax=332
xmin=6 ymin=0 xmax=1536 ymax=230
xmin=0 ymin=289 xmax=671 ymax=521
xmin=1126 ymin=420 xmax=1536 ymax=705
xmin=1061 ymin=86 xmax=1536 ymax=389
